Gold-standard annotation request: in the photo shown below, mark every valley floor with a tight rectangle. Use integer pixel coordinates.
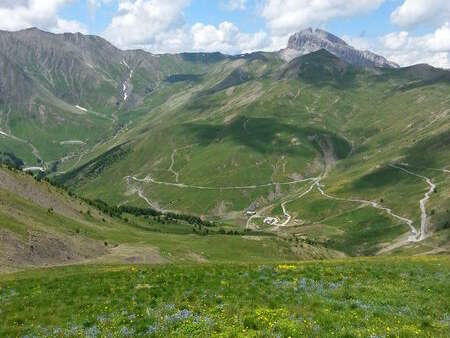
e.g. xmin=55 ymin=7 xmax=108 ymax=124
xmin=0 ymin=256 xmax=448 ymax=337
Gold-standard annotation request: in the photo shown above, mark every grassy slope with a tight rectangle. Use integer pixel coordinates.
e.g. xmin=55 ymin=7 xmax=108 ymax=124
xmin=57 ymin=52 xmax=449 ymax=255
xmin=0 ymin=256 xmax=448 ymax=337
xmin=0 ymin=167 xmax=341 ymax=273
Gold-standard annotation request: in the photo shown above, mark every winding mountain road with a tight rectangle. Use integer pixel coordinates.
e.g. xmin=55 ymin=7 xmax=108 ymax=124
xmin=389 ymin=164 xmax=436 ymax=240
xmin=125 ymin=148 xmax=439 ymax=243
xmin=248 ymin=164 xmax=435 ymax=243
xmin=167 ymin=145 xmax=196 ymax=183
xmin=267 ymin=178 xmax=320 ymax=228
xmin=168 ymin=149 xmax=180 ymax=182
xmin=316 ymin=183 xmax=419 ymax=240
xmin=128 ymin=175 xmax=316 ymax=191
xmin=0 ymin=129 xmax=45 ymax=169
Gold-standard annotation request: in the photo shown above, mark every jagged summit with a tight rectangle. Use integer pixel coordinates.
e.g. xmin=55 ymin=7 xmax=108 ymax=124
xmin=281 ymin=28 xmax=398 ymax=68
xmin=289 ymin=28 xmax=350 ymax=48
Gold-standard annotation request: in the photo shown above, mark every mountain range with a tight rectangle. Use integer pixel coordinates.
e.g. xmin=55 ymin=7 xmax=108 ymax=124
xmin=0 ymin=27 xmax=448 ymax=258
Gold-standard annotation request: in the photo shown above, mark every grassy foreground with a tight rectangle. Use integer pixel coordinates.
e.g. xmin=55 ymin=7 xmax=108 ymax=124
xmin=1 ymin=256 xmax=448 ymax=337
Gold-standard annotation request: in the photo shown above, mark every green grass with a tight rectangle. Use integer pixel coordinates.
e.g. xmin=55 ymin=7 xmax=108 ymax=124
xmin=324 ymin=207 xmax=407 ymax=255
xmin=0 ymin=256 xmax=448 ymax=337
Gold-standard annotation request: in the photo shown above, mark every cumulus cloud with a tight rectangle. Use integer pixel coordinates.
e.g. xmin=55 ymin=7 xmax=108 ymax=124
xmin=378 ymin=22 xmax=450 ymax=68
xmin=0 ymin=0 xmax=87 ymax=33
xmin=87 ymin=0 xmax=115 ymax=18
xmin=191 ymin=22 xmax=268 ymax=54
xmin=391 ymin=0 xmax=450 ymax=27
xmin=103 ymin=0 xmax=189 ymax=51
xmin=261 ymin=0 xmax=384 ymax=36
xmin=103 ymin=0 xmax=268 ymax=54
xmin=52 ymin=18 xmax=88 ymax=34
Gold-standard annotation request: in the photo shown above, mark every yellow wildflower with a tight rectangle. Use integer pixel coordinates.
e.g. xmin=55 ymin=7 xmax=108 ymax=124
xmin=277 ymin=264 xmax=297 ymax=271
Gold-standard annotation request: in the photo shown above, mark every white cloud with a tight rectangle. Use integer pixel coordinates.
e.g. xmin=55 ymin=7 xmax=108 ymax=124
xmin=103 ymin=0 xmax=269 ymax=54
xmin=103 ymin=0 xmax=189 ymax=51
xmin=53 ymin=18 xmax=88 ymax=34
xmin=0 ymin=0 xmax=86 ymax=33
xmin=427 ymin=22 xmax=450 ymax=51
xmin=341 ymin=23 xmax=450 ymax=68
xmin=261 ymin=0 xmax=384 ymax=37
xmin=221 ymin=0 xmax=247 ymax=11
xmin=391 ymin=0 xmax=450 ymax=27
xmin=378 ymin=22 xmax=450 ymax=68
xmin=191 ymin=22 xmax=268 ymax=54
xmin=87 ymin=0 xmax=114 ymax=17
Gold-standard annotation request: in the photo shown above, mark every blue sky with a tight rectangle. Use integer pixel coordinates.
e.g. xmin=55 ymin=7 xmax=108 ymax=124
xmin=59 ymin=0 xmax=431 ymax=36
xmin=0 ymin=1 xmax=449 ymax=67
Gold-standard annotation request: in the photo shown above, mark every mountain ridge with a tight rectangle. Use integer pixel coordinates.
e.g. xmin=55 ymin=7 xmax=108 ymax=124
xmin=0 ymin=26 xmax=403 ymax=68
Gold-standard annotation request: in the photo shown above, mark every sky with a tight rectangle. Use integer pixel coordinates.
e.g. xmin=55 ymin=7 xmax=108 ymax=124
xmin=0 ymin=0 xmax=449 ymax=68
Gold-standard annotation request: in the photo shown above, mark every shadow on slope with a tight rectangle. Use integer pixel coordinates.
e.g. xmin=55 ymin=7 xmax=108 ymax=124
xmin=205 ymin=68 xmax=253 ymax=95
xmin=166 ymin=74 xmax=203 ymax=83
xmin=403 ymin=130 xmax=450 ymax=167
xmin=279 ymin=49 xmax=360 ymax=89
xmin=352 ymin=131 xmax=449 ymax=190
xmin=352 ymin=166 xmax=414 ymax=190
xmin=55 ymin=143 xmax=130 ymax=186
xmin=184 ymin=116 xmax=351 ymax=158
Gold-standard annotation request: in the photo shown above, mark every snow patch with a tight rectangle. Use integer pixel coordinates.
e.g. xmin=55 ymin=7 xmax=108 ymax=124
xmin=121 ymin=59 xmax=134 ymax=102
xmin=121 ymin=59 xmax=130 ymax=69
xmin=60 ymin=140 xmax=86 ymax=145
xmin=123 ymin=83 xmax=128 ymax=101
xmin=23 ymin=167 xmax=45 ymax=172
xmin=75 ymin=105 xmax=88 ymax=112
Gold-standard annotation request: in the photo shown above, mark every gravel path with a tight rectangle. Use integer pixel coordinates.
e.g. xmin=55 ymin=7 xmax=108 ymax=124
xmin=390 ymin=164 xmax=436 ymax=240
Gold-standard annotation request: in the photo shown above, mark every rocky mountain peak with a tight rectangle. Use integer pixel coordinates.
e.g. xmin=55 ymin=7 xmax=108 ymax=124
xmin=282 ymin=28 xmax=398 ymax=68
xmin=288 ymin=28 xmax=349 ymax=50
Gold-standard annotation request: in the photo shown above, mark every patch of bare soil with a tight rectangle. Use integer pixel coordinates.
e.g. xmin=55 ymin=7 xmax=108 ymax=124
xmin=217 ymin=82 xmax=264 ymax=116
xmin=186 ymin=252 xmax=208 ymax=263
xmin=92 ymin=244 xmax=167 ymax=265
xmin=242 ymin=236 xmax=263 ymax=241
xmin=289 ymin=241 xmax=346 ymax=260
xmin=0 ymin=229 xmax=107 ymax=272
xmin=376 ymin=232 xmax=414 ymax=255
xmin=211 ymin=200 xmax=233 ymax=217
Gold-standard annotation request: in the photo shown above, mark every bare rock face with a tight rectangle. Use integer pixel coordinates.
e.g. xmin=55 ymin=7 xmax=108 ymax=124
xmin=281 ymin=28 xmax=398 ymax=68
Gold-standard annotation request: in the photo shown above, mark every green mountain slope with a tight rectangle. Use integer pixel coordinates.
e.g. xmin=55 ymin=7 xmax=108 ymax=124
xmin=0 ymin=166 xmax=341 ymax=273
xmin=0 ymin=28 xmax=448 ymax=256
xmin=55 ymin=49 xmax=449 ymax=255
xmin=0 ymin=28 xmax=227 ymax=169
